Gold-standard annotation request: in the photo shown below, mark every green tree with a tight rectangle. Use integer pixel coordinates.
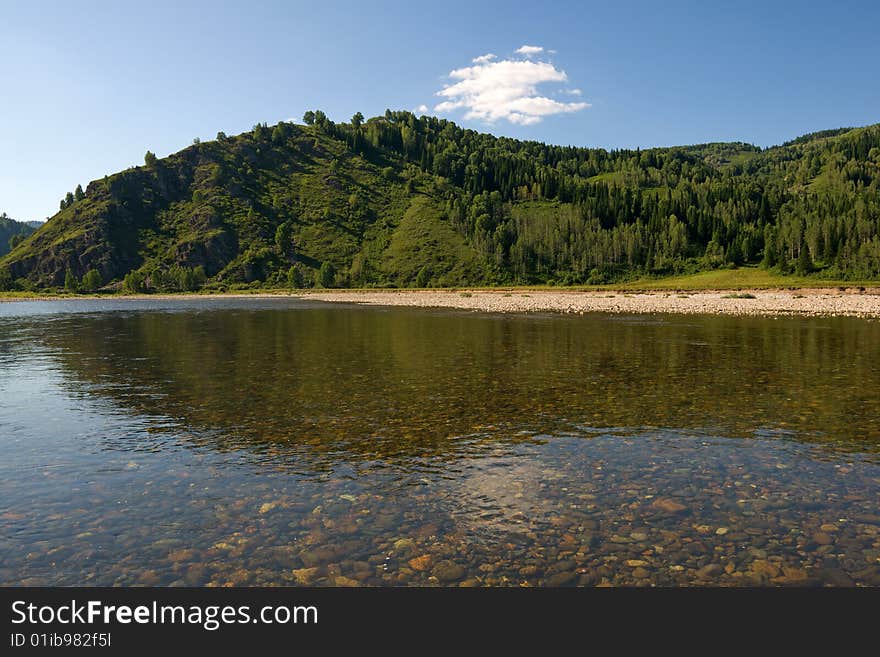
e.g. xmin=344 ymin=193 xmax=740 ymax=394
xmin=0 ymin=267 xmax=12 ymax=291
xmin=303 ymin=110 xmax=316 ymax=125
xmin=122 ymin=270 xmax=146 ymax=293
xmin=317 ymin=261 xmax=336 ymax=288
xmin=796 ymin=245 xmax=813 ymax=276
xmin=348 ymin=191 xmax=365 ymax=214
xmin=351 ymin=112 xmax=364 ymax=129
xmin=8 ymin=233 xmax=24 ymax=251
xmin=416 ymin=266 xmax=431 ymax=288
xmin=726 ymin=238 xmax=743 ymax=266
xmin=762 ymin=226 xmax=778 ymax=268
xmin=145 ymin=151 xmax=158 ymax=167
xmin=193 ymin=266 xmax=207 ymax=288
xmin=151 ymin=268 xmax=167 ymax=290
xmin=64 ymin=268 xmax=79 ymax=293
xmin=275 ymin=221 xmax=294 ymax=257
xmin=74 ymin=184 xmax=85 ymax=201
xmin=272 ymin=123 xmax=290 ymax=144
xmin=286 ymin=264 xmax=304 ymax=288
xmin=81 ymin=269 xmax=102 ymax=291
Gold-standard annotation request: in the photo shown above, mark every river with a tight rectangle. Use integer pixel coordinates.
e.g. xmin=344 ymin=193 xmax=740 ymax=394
xmin=1 ymin=298 xmax=878 ymax=586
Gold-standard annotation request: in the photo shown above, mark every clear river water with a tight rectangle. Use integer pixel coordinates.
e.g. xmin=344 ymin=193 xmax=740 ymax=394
xmin=1 ymin=298 xmax=878 ymax=586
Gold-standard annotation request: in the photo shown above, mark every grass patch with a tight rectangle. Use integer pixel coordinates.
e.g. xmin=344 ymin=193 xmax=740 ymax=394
xmin=615 ymin=266 xmax=880 ymax=291
xmin=722 ymin=292 xmax=757 ymax=299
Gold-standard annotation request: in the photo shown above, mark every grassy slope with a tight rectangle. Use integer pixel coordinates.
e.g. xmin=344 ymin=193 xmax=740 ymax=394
xmin=381 ymin=196 xmax=485 ymax=286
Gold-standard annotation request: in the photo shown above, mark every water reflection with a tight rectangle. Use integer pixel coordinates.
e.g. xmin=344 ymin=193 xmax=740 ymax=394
xmin=0 ymin=299 xmax=878 ymax=586
xmin=21 ymin=302 xmax=880 ymax=459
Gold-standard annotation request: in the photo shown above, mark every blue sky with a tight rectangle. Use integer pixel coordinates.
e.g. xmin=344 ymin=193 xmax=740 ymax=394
xmin=2 ymin=0 xmax=878 ymax=222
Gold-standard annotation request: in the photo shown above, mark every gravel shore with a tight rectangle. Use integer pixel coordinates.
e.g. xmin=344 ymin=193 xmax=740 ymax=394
xmin=300 ymin=288 xmax=880 ymax=318
xmin=3 ymin=288 xmax=880 ymax=317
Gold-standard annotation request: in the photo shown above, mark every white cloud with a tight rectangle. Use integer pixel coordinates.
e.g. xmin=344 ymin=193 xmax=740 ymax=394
xmin=472 ymin=53 xmax=496 ymax=64
xmin=515 ymin=45 xmax=544 ymax=56
xmin=433 ymin=49 xmax=589 ymax=126
xmin=563 ymin=88 xmax=582 ymax=96
xmin=415 ymin=104 xmax=429 ymax=114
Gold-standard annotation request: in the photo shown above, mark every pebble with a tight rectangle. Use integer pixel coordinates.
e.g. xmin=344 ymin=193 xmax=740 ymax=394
xmin=780 ymin=566 xmax=808 ymax=581
xmin=651 ymin=498 xmax=687 ymax=513
xmin=408 ymin=555 xmax=433 ymax=571
xmin=393 ymin=538 xmax=415 ymax=551
xmin=546 ymin=571 xmax=577 ymax=586
xmin=432 ymin=562 xmax=466 ymax=583
xmin=749 ymin=560 xmax=781 ymax=579
xmin=696 ymin=564 xmax=723 ymax=578
xmin=291 ymin=567 xmax=321 ymax=585
xmin=333 ymin=576 xmax=360 ymax=587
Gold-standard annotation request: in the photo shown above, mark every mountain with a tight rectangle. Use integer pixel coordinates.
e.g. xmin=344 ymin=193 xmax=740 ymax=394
xmin=2 ymin=112 xmax=879 ymax=291
xmin=0 ymin=214 xmax=39 ymax=258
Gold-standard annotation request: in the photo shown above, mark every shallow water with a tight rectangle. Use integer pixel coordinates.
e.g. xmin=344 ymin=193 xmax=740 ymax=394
xmin=1 ymin=298 xmax=878 ymax=586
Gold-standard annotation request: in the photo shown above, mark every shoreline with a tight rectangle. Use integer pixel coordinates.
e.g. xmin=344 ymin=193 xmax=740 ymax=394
xmin=3 ymin=287 xmax=880 ymax=317
xmin=300 ymin=289 xmax=880 ymax=318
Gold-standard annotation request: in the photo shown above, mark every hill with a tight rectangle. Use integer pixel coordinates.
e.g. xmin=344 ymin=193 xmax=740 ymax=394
xmin=1 ymin=112 xmax=879 ymax=292
xmin=0 ymin=214 xmax=39 ymax=258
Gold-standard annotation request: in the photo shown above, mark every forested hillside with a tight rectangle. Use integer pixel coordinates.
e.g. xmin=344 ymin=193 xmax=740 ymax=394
xmin=0 ymin=214 xmax=39 ymax=258
xmin=2 ymin=111 xmax=878 ymax=292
